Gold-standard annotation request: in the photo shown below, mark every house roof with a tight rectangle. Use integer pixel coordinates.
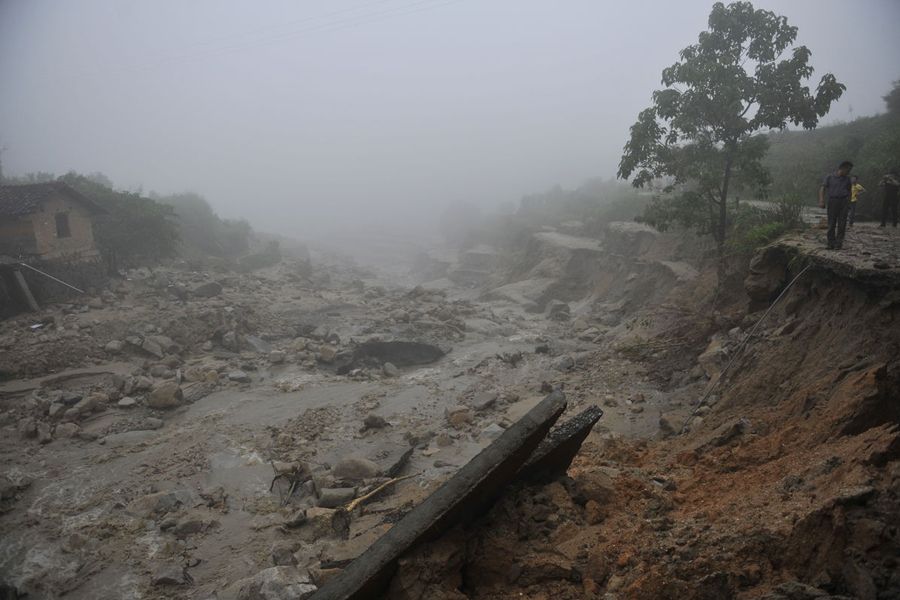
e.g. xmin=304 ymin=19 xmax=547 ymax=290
xmin=0 ymin=182 xmax=106 ymax=217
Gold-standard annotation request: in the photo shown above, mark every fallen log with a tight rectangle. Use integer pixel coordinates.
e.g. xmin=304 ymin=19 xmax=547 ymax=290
xmin=308 ymin=390 xmax=567 ymax=600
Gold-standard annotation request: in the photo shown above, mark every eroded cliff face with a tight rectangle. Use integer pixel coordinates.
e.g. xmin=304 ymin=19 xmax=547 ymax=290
xmin=393 ymin=225 xmax=900 ymax=600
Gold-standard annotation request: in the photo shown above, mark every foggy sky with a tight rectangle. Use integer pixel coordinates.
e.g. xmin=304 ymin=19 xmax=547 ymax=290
xmin=2 ymin=0 xmax=899 ymax=239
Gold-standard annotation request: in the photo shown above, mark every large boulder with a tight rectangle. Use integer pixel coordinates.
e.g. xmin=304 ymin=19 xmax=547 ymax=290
xmin=332 ymin=457 xmax=381 ymax=481
xmin=744 ymin=246 xmax=788 ymax=303
xmin=147 ymin=382 xmax=183 ymax=409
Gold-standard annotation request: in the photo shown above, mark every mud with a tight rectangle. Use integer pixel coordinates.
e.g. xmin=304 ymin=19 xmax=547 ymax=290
xmin=1 ymin=222 xmax=899 ymax=599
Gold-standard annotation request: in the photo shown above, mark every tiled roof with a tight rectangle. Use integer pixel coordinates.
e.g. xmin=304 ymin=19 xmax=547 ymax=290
xmin=0 ymin=182 xmax=105 ymax=216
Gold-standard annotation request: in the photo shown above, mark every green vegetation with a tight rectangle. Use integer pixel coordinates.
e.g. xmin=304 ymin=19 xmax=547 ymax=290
xmin=1 ymin=169 xmax=253 ymax=271
xmin=764 ymin=81 xmax=900 ymax=220
xmin=618 ymin=1 xmax=844 ymax=282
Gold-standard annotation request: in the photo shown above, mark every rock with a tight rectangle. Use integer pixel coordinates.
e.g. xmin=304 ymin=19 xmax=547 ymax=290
xmin=602 ymin=395 xmax=618 ymax=408
xmin=173 ymin=516 xmax=212 ymax=537
xmin=390 ymin=309 xmax=410 ymax=323
xmin=332 ymin=457 xmax=381 ymax=481
xmin=55 ymin=422 xmax=82 ymax=438
xmin=697 ymin=336 xmax=728 ymax=380
xmin=708 ymin=417 xmax=752 ymax=447
xmin=138 ymin=417 xmax=164 ymax=430
xmin=118 ymin=396 xmax=137 ymax=408
xmin=658 ymin=415 xmax=678 ymax=438
xmin=17 ymin=417 xmax=37 ymax=438
xmin=228 ymin=370 xmax=251 ymax=383
xmin=303 ymin=507 xmax=341 ymax=540
xmin=545 ymin=300 xmax=571 ymax=321
xmin=128 ymin=490 xmax=181 ymax=517
xmin=141 ymin=337 xmax=164 ymax=358
xmin=229 ymin=566 xmax=317 ymax=600
xmin=361 ymin=414 xmax=389 ymax=432
xmin=151 ymin=564 xmax=189 ymax=586
xmin=73 ymin=392 xmax=107 ymax=414
xmin=283 ymin=509 xmax=308 ymax=528
xmin=317 ymin=345 xmax=337 ymax=364
xmin=269 ymin=350 xmax=286 ymax=364
xmin=317 ymin=487 xmax=357 ymax=508
xmin=48 ymin=402 xmax=66 ymax=419
xmin=149 ymin=364 xmax=174 ymax=379
xmin=133 ymin=375 xmax=153 ymax=391
xmin=480 ymin=423 xmax=505 ymax=441
xmin=193 ymin=281 xmax=223 ymax=298
xmin=222 ymin=331 xmax=240 ymax=351
xmin=445 ymin=405 xmax=473 ymax=429
xmin=382 ymin=362 xmax=399 ymax=377
xmin=629 ymin=405 xmax=644 ymax=414
xmin=744 ymin=247 xmax=787 ymax=303
xmin=36 ymin=422 xmax=53 ymax=444
xmin=270 ymin=543 xmax=297 ymax=566
xmin=105 ymin=340 xmax=125 ymax=353
xmin=552 ymin=355 xmax=575 ymax=371
xmin=147 ymin=381 xmax=183 ymax=409
xmin=469 ymin=391 xmax=498 ymax=412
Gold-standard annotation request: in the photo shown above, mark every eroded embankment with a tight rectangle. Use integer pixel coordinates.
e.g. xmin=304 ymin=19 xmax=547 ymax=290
xmin=395 ymin=227 xmax=900 ymax=600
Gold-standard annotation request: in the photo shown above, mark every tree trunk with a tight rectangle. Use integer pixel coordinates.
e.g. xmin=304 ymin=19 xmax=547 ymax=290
xmin=716 ymin=152 xmax=734 ymax=290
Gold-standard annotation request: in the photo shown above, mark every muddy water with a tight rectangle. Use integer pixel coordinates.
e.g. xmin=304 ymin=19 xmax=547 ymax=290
xmin=0 ymin=249 xmax=681 ymax=599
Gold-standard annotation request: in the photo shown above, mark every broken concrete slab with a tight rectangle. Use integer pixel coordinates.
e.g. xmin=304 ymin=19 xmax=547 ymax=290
xmin=518 ymin=405 xmax=604 ymax=484
xmin=308 ymin=390 xmax=567 ymax=600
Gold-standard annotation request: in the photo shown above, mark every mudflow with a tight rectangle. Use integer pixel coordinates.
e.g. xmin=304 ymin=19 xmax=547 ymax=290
xmin=1 ymin=220 xmax=899 ymax=600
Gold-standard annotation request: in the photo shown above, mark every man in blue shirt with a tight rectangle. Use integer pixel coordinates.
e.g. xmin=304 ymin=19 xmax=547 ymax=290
xmin=818 ymin=161 xmax=853 ymax=250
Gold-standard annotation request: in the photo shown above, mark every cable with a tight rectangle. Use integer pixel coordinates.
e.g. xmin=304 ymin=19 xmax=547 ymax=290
xmin=679 ymin=262 xmax=812 ymax=434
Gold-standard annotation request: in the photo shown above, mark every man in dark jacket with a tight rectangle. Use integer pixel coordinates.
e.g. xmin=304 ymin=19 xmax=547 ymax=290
xmin=818 ymin=161 xmax=853 ymax=250
xmin=879 ymin=171 xmax=900 ymax=227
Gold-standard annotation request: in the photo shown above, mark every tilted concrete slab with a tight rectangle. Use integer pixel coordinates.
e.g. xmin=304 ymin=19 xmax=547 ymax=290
xmin=519 ymin=405 xmax=604 ymax=484
xmin=308 ymin=390 xmax=567 ymax=600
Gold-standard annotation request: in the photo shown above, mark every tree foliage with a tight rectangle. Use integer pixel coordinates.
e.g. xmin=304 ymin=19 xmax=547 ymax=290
xmin=158 ymin=192 xmax=252 ymax=258
xmin=58 ymin=172 xmax=180 ymax=270
xmin=618 ymin=1 xmax=844 ymax=275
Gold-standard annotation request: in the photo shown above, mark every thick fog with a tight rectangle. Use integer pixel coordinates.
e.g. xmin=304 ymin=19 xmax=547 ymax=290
xmin=1 ymin=0 xmax=898 ymax=239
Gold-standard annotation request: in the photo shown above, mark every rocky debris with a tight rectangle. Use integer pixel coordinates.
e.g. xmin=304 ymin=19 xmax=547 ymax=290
xmin=360 ymin=414 xmax=389 ymax=432
xmin=151 ymin=564 xmax=190 ymax=586
xmin=382 ymin=362 xmax=399 ymax=377
xmin=705 ymin=417 xmax=752 ymax=448
xmin=16 ymin=417 xmax=37 ymax=439
xmin=545 ymin=300 xmax=571 ymax=321
xmin=317 ymin=487 xmax=357 ymax=508
xmin=318 ymin=345 xmax=338 ymax=364
xmin=192 ymin=281 xmax=223 ymax=298
xmin=228 ymin=370 xmax=252 ymax=383
xmin=552 ymin=355 xmax=575 ymax=371
xmin=269 ymin=350 xmax=286 ymax=364
xmin=697 ymin=335 xmax=728 ymax=380
xmin=54 ymin=422 xmax=82 ymax=438
xmin=127 ymin=490 xmax=183 ymax=517
xmin=147 ymin=381 xmax=183 ymax=409
xmin=311 ymin=390 xmax=568 ymax=600
xmin=224 ymin=566 xmax=317 ymax=600
xmin=468 ymin=391 xmax=498 ymax=412
xmin=332 ymin=457 xmax=381 ymax=481
xmin=104 ymin=339 xmax=125 ymax=353
xmin=445 ymin=405 xmax=473 ymax=429
xmin=117 ymin=396 xmax=137 ymax=408
xmin=480 ymin=423 xmax=505 ymax=441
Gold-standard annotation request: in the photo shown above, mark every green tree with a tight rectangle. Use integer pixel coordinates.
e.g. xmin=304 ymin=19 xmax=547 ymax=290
xmin=617 ymin=1 xmax=844 ymax=283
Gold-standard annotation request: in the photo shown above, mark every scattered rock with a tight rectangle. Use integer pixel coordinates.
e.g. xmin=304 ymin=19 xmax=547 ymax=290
xmin=360 ymin=414 xmax=389 ymax=432
xmin=118 ymin=396 xmax=137 ymax=408
xmin=318 ymin=345 xmax=338 ymax=364
xmin=104 ymin=340 xmax=125 ymax=353
xmin=269 ymin=350 xmax=286 ymax=364
xmin=151 ymin=564 xmax=189 ymax=586
xmin=332 ymin=457 xmax=381 ymax=481
xmin=147 ymin=381 xmax=183 ymax=409
xmin=193 ymin=281 xmax=223 ymax=298
xmin=36 ymin=422 xmax=53 ymax=444
xmin=228 ymin=566 xmax=317 ymax=600
xmin=552 ymin=355 xmax=575 ymax=371
xmin=469 ymin=391 xmax=498 ymax=412
xmin=382 ymin=362 xmax=400 ymax=377
xmin=228 ymin=370 xmax=252 ymax=383
xmin=317 ymin=487 xmax=357 ymax=508
xmin=480 ymin=423 xmax=505 ymax=441
xmin=55 ymin=422 xmax=82 ymax=438
xmin=445 ymin=405 xmax=473 ymax=429
xmin=17 ymin=417 xmax=37 ymax=438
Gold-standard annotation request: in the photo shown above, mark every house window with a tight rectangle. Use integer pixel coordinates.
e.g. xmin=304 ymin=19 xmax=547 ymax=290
xmin=55 ymin=212 xmax=71 ymax=238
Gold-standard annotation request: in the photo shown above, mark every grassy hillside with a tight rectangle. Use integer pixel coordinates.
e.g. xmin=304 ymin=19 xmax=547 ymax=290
xmin=764 ymin=82 xmax=900 ymax=220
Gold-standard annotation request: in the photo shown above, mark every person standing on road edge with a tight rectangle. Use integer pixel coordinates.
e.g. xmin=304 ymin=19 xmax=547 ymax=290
xmin=819 ymin=160 xmax=853 ymax=249
xmin=848 ymin=175 xmax=865 ymax=226
xmin=878 ymin=170 xmax=900 ymax=227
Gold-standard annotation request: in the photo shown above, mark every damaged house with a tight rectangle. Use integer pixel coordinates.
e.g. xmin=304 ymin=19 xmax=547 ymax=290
xmin=0 ymin=182 xmax=106 ymax=315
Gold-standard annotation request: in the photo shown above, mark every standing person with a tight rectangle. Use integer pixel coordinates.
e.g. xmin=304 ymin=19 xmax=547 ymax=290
xmin=818 ymin=161 xmax=853 ymax=249
xmin=848 ymin=175 xmax=865 ymax=226
xmin=879 ymin=170 xmax=900 ymax=227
